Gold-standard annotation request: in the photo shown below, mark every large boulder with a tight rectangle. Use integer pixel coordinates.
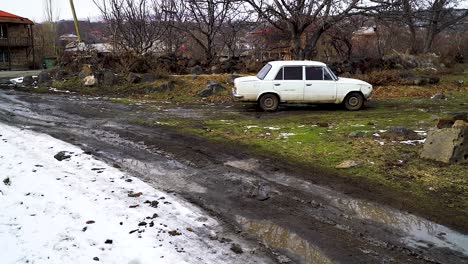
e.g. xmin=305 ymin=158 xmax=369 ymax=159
xmin=101 ymin=70 xmax=117 ymax=86
xmin=421 ymin=125 xmax=468 ymax=164
xmin=198 ymin=80 xmax=225 ymax=97
xmin=22 ymin=76 xmax=34 ymax=86
xmin=436 ymin=112 xmax=468 ymax=129
xmin=54 ymin=70 xmax=66 ymax=81
xmin=141 ymin=73 xmax=158 ymax=83
xmin=37 ymin=71 xmax=51 ymax=84
xmin=127 ymin=72 xmax=141 ymax=84
xmin=83 ymin=75 xmax=97 ymax=86
xmin=226 ymin=74 xmax=241 ymax=85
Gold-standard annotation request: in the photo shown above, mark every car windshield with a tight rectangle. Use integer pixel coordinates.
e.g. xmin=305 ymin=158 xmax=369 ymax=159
xmin=326 ymin=67 xmax=338 ymax=80
xmin=256 ymin=64 xmax=272 ymax=80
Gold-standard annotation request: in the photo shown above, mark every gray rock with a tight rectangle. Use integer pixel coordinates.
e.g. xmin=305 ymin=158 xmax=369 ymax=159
xmin=102 ymin=71 xmax=117 ymax=86
xmin=190 ymin=65 xmax=203 ymax=75
xmin=421 ymin=126 xmax=468 ymax=164
xmin=381 ymin=126 xmax=420 ymax=140
xmin=198 ymin=80 xmax=225 ymax=97
xmin=54 ymin=70 xmax=66 ymax=81
xmin=37 ymin=71 xmax=51 ymax=84
xmin=230 ymin=243 xmax=243 ymax=254
xmin=54 ymin=151 xmax=71 ymax=161
xmin=211 ymin=65 xmax=222 ymax=74
xmin=256 ymin=183 xmax=270 ymax=201
xmin=79 ymin=65 xmax=93 ymax=79
xmin=127 ymin=73 xmax=141 ymax=84
xmin=22 ymin=76 xmax=34 ymax=86
xmin=431 ymin=93 xmax=445 ymax=100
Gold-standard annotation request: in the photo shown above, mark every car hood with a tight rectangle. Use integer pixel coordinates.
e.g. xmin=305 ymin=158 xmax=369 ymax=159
xmin=337 ymin=77 xmax=371 ymax=86
xmin=234 ymin=76 xmax=259 ymax=83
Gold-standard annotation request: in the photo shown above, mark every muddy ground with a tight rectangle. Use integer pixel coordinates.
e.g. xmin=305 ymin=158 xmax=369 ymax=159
xmin=0 ymin=89 xmax=467 ymax=264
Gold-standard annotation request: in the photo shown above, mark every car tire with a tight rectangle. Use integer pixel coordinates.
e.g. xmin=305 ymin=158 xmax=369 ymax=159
xmin=259 ymin=93 xmax=279 ymax=111
xmin=344 ymin=92 xmax=364 ymax=111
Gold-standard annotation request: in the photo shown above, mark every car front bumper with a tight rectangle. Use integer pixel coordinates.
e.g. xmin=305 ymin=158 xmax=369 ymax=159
xmin=232 ymin=88 xmax=244 ymax=99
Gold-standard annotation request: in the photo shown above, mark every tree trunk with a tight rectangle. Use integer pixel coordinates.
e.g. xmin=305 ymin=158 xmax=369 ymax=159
xmin=423 ymin=30 xmax=436 ymax=53
xmin=303 ymin=28 xmax=325 ymax=59
xmin=290 ymin=34 xmax=304 ymax=60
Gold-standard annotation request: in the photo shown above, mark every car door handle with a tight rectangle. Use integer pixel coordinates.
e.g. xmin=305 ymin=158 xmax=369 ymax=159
xmin=306 ymin=84 xmax=312 ymax=86
xmin=274 ymin=83 xmax=281 ymax=86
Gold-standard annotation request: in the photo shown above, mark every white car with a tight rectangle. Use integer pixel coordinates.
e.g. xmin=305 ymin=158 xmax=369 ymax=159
xmin=232 ymin=61 xmax=373 ymax=111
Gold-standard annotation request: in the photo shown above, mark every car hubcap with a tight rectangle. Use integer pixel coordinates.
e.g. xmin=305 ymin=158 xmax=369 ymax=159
xmin=264 ymin=98 xmax=274 ymax=108
xmin=349 ymin=97 xmax=359 ymax=106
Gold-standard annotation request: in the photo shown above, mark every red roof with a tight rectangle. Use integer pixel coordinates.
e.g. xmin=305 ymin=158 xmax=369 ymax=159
xmin=0 ymin=10 xmax=33 ymax=24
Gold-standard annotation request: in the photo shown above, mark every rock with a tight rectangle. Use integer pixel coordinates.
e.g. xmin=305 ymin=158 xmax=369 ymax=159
xmin=168 ymin=230 xmax=182 ymax=236
xmin=455 ymin=80 xmax=464 ymax=87
xmin=413 ymin=77 xmax=428 ymax=86
xmin=128 ymin=191 xmax=143 ymax=198
xmin=127 ymin=73 xmax=141 ymax=84
xmin=138 ymin=221 xmax=147 ymax=226
xmin=348 ymin=131 xmax=366 ymax=137
xmin=93 ymin=257 xmax=99 ymax=261
xmin=317 ymin=122 xmax=329 ymax=127
xmin=437 ymin=112 xmax=468 ymax=129
xmin=79 ymin=65 xmax=93 ymax=79
xmin=3 ymin=177 xmax=10 ymax=186
xmin=226 ymin=74 xmax=241 ymax=85
xmin=86 ymin=220 xmax=95 ymax=224
xmin=427 ymin=76 xmax=440 ymax=84
xmin=209 ymin=230 xmax=218 ymax=240
xmin=22 ymin=76 xmax=34 ymax=86
xmin=198 ymin=80 xmax=225 ymax=97
xmin=102 ymin=71 xmax=117 ymax=86
xmin=230 ymin=243 xmax=243 ymax=254
xmin=104 ymin=239 xmax=113 ymax=244
xmin=381 ymin=126 xmax=420 ymax=140
xmin=150 ymin=200 xmax=159 ymax=208
xmin=256 ymin=183 xmax=270 ymax=201
xmin=211 ymin=65 xmax=222 ymax=74
xmin=54 ymin=151 xmax=71 ymax=161
xmin=190 ymin=65 xmax=203 ymax=75
xmin=141 ymin=73 xmax=157 ymax=83
xmin=421 ymin=126 xmax=468 ymax=164
xmin=37 ymin=71 xmax=51 ymax=84
xmin=453 ymin=120 xmax=468 ymax=127
xmin=431 ymin=93 xmax=445 ymax=100
xmin=336 ymin=160 xmax=362 ymax=169
xmin=83 ymin=75 xmax=97 ymax=86
xmin=54 ymin=70 xmax=66 ymax=81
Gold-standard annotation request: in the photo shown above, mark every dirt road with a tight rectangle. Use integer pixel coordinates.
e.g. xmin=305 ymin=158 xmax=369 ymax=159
xmin=0 ymin=89 xmax=466 ymax=264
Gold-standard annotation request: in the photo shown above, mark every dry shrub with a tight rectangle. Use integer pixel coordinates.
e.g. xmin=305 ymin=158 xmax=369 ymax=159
xmin=341 ymin=70 xmax=400 ymax=86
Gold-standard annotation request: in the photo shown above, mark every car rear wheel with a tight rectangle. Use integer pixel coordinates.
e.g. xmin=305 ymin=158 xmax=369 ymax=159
xmin=344 ymin=92 xmax=364 ymax=111
xmin=259 ymin=93 xmax=279 ymax=111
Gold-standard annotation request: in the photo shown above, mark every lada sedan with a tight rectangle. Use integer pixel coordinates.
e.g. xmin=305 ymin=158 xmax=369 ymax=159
xmin=232 ymin=61 xmax=373 ymax=111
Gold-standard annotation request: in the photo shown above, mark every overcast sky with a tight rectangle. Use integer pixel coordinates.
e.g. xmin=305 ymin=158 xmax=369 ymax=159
xmin=1 ymin=0 xmax=102 ymax=22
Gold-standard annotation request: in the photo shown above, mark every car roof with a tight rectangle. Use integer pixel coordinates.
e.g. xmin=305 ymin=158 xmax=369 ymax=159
xmin=267 ymin=60 xmax=326 ymax=67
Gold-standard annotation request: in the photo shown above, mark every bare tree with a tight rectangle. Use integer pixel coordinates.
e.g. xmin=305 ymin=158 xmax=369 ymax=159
xmin=165 ymin=0 xmax=241 ymax=64
xmin=93 ymin=0 xmax=165 ymax=55
xmin=244 ymin=0 xmax=362 ymax=60
xmin=219 ymin=9 xmax=254 ymax=59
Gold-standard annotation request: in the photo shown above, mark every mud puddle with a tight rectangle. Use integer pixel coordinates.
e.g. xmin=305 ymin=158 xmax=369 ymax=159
xmin=236 ymin=216 xmax=334 ymax=264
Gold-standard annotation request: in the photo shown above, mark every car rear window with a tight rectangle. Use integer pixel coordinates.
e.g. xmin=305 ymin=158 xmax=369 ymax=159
xmin=256 ymin=64 xmax=272 ymax=80
xmin=283 ymin=66 xmax=303 ymax=80
xmin=306 ymin=67 xmax=323 ymax=80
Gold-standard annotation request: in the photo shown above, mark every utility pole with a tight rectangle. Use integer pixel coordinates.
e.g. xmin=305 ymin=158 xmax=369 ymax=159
xmin=69 ymin=0 xmax=82 ymax=42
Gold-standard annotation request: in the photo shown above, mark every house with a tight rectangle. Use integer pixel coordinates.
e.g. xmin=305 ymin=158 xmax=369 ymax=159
xmin=0 ymin=10 xmax=34 ymax=70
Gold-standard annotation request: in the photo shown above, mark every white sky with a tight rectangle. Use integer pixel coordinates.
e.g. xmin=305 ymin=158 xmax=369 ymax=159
xmin=0 ymin=0 xmax=102 ymax=22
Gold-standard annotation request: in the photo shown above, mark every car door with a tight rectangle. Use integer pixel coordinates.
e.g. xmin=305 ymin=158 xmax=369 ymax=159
xmin=304 ymin=66 xmax=337 ymax=102
xmin=272 ymin=66 xmax=304 ymax=101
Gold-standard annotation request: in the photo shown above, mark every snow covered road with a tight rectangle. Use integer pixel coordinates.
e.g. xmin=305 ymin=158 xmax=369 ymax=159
xmin=0 ymin=123 xmax=267 ymax=264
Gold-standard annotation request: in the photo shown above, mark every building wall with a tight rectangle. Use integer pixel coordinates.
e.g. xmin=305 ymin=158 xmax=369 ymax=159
xmin=0 ymin=23 xmax=32 ymax=70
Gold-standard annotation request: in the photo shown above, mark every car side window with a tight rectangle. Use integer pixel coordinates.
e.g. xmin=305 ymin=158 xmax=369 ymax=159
xmin=283 ymin=66 xmax=303 ymax=80
xmin=306 ymin=67 xmax=323 ymax=80
xmin=275 ymin=68 xmax=283 ymax=80
xmin=323 ymin=68 xmax=333 ymax=80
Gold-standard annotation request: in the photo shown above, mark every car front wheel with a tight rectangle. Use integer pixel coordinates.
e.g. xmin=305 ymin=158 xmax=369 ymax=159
xmin=259 ymin=93 xmax=279 ymax=111
xmin=344 ymin=92 xmax=364 ymax=111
